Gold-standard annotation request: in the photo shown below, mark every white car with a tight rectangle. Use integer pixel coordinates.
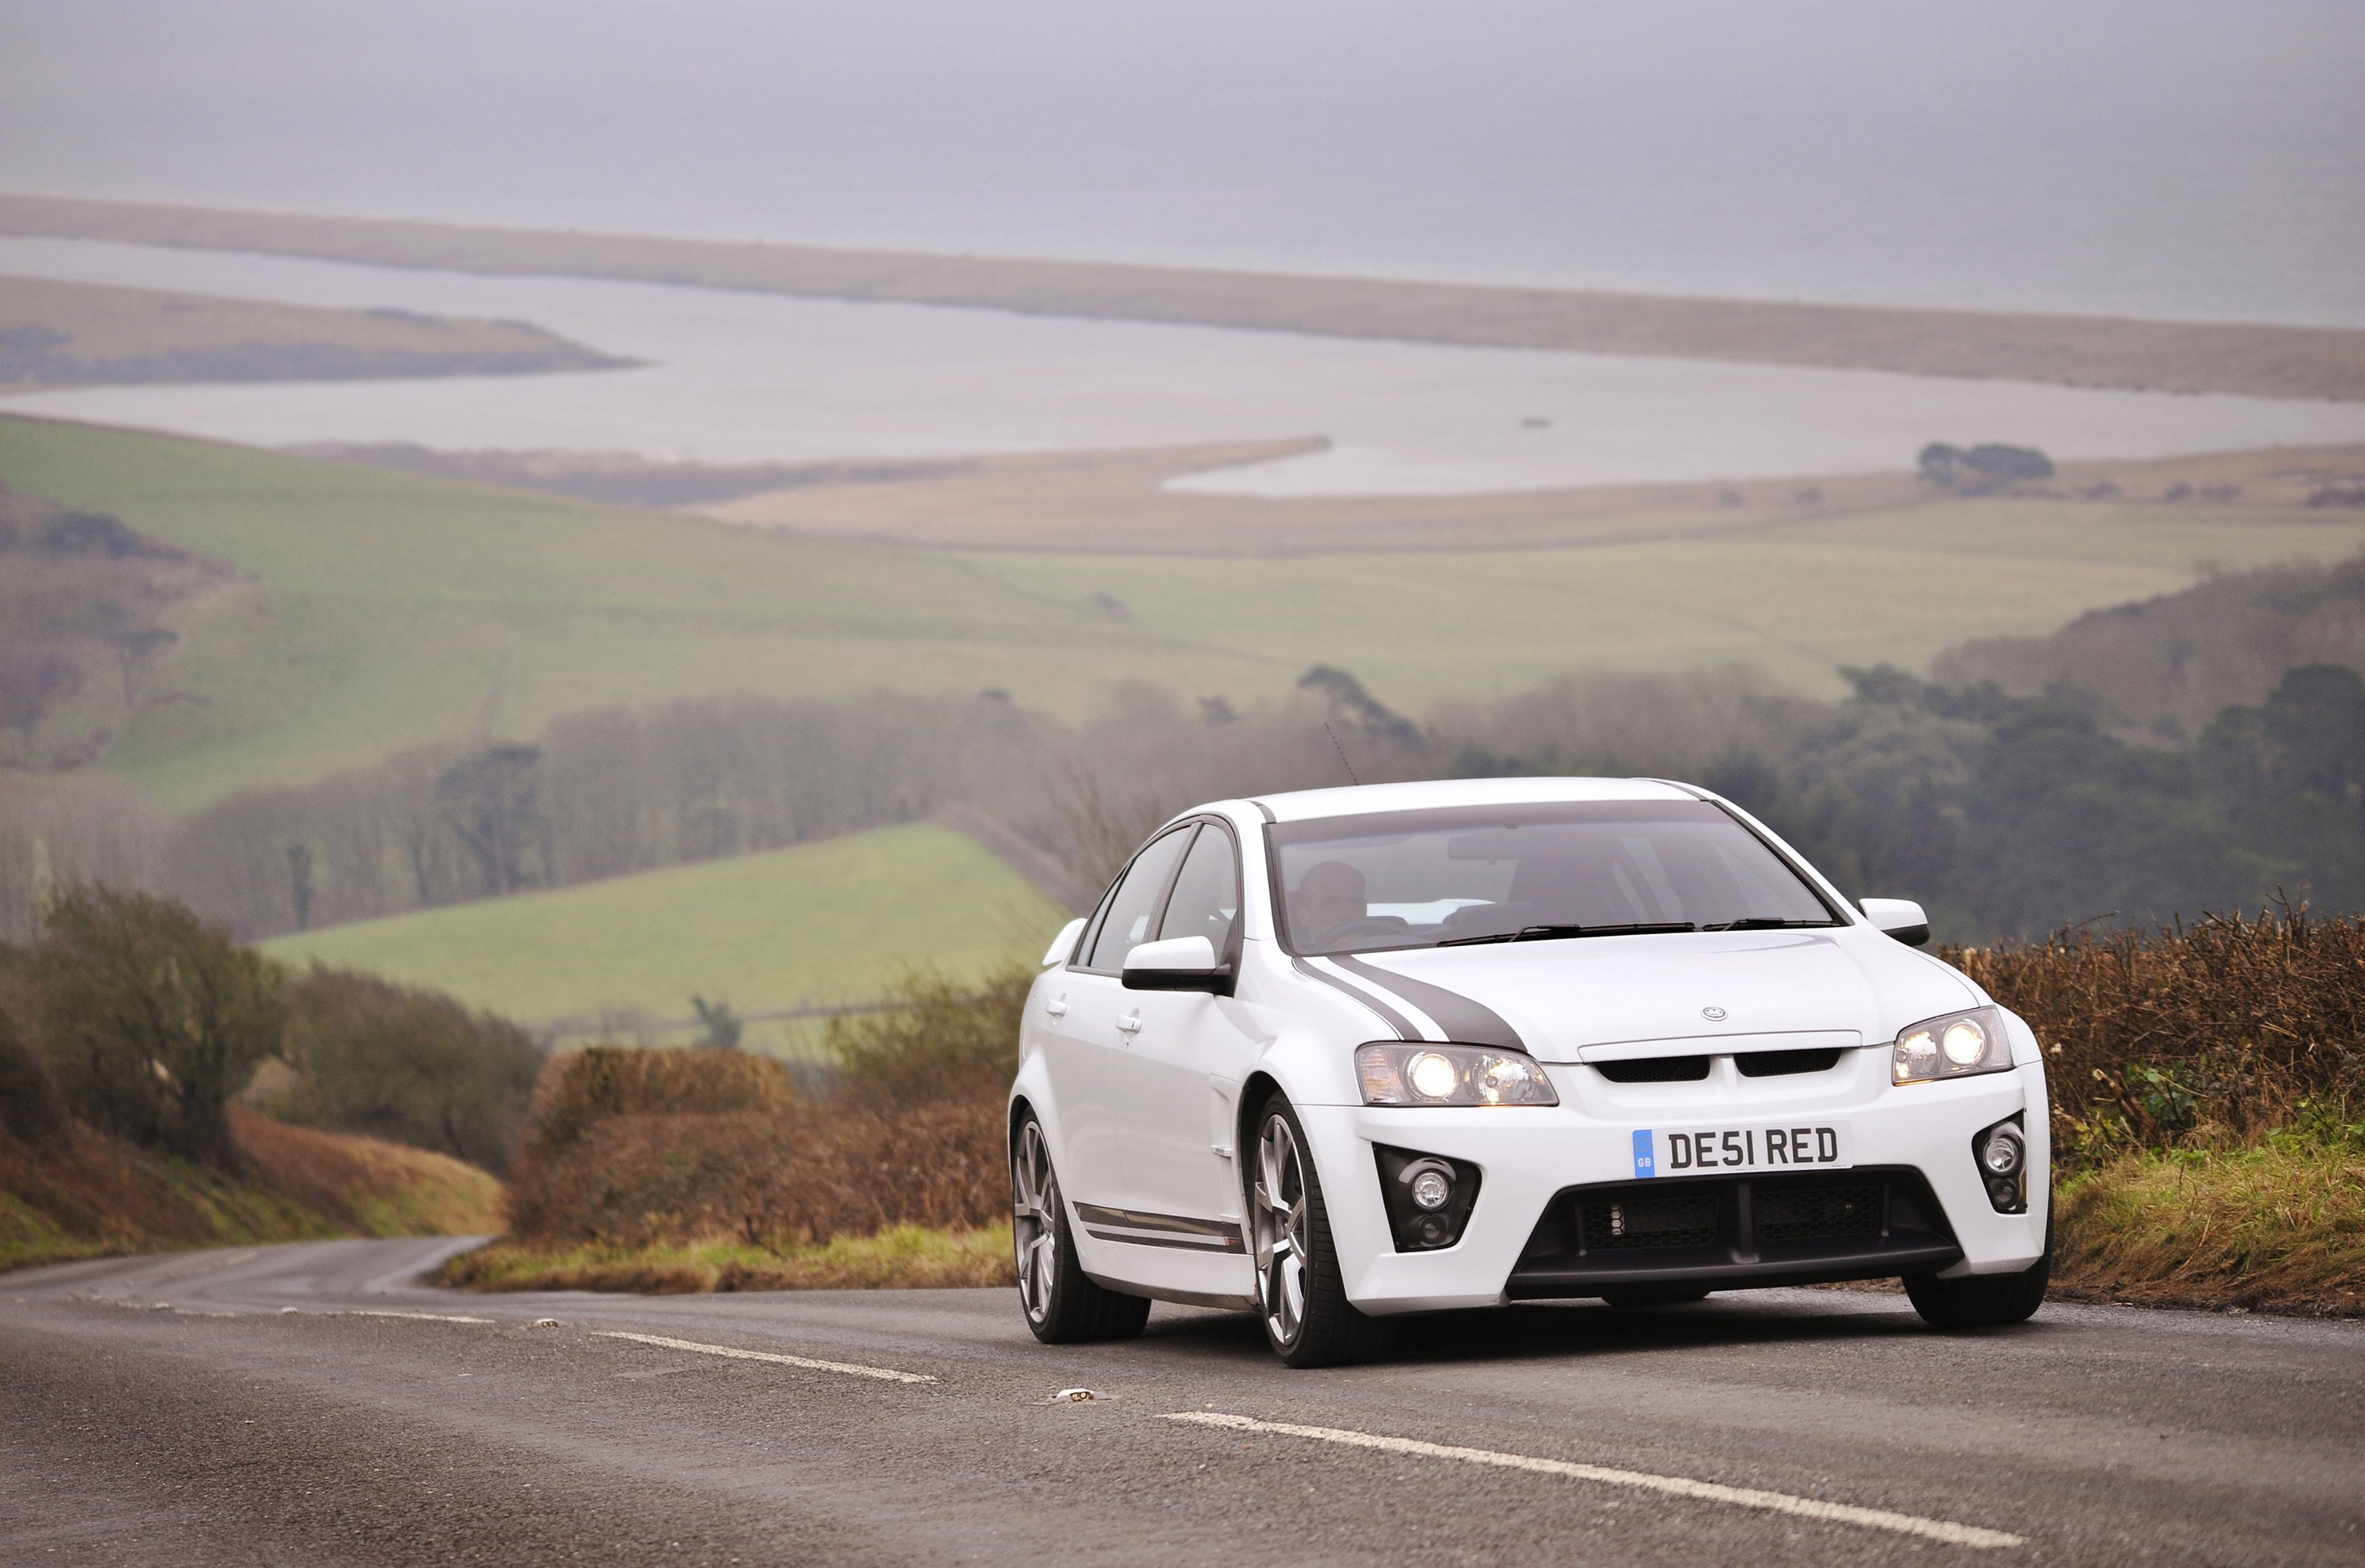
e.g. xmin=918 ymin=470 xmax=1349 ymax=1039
xmin=1007 ymin=777 xmax=2052 ymax=1367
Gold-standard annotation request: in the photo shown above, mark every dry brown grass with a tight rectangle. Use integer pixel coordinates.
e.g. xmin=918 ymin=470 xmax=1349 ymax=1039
xmin=443 ymin=1223 xmax=1014 ymax=1294
xmin=2050 ymin=1145 xmax=2363 ymax=1315
xmin=228 ymin=1108 xmax=503 ymax=1237
xmin=1 ymin=1107 xmax=502 ymax=1272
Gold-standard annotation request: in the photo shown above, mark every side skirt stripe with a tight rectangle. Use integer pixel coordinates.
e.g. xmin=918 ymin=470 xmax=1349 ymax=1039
xmin=1073 ymin=1202 xmax=1246 ymax=1251
xmin=1084 ymin=1229 xmax=1246 ymax=1253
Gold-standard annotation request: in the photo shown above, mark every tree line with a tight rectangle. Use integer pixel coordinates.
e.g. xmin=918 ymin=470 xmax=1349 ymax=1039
xmin=13 ymin=553 xmax=2365 ymax=947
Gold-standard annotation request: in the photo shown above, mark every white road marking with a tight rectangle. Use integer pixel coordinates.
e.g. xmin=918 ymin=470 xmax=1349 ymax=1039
xmin=1162 ymin=1411 xmax=2024 ymax=1550
xmin=333 ymin=1309 xmax=496 ymax=1324
xmin=596 ymin=1331 xmax=936 ymax=1384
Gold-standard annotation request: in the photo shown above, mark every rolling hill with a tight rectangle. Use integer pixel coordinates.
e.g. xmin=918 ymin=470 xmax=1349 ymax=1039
xmin=259 ymin=821 xmax=1070 ymax=1033
xmin=10 ymin=413 xmax=2365 ymax=814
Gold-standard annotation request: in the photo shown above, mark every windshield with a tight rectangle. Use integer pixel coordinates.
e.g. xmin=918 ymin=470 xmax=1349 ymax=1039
xmin=1272 ymin=801 xmax=1838 ymax=955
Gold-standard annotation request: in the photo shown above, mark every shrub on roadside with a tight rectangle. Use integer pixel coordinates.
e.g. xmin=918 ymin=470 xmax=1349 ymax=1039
xmin=1949 ymin=905 xmax=2365 ymax=1164
xmin=518 ymin=1042 xmax=799 ymax=1160
xmin=257 ymin=965 xmax=542 ymax=1174
xmin=29 ymin=885 xmax=284 ymax=1165
xmin=824 ymin=963 xmax=1031 ymax=1104
xmin=503 ymin=1098 xmax=1006 ymax=1250
xmin=497 ymin=968 xmax=1023 ymax=1258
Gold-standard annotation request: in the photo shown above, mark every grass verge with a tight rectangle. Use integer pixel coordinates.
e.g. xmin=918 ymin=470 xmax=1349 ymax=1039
xmin=2052 ymin=1143 xmax=2364 ymax=1316
xmin=0 ymin=1106 xmax=502 ymax=1273
xmin=439 ymin=1222 xmax=1015 ymax=1294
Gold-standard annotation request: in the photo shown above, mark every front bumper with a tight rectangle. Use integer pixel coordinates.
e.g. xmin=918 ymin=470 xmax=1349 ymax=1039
xmin=1296 ymin=1053 xmax=2050 ymax=1315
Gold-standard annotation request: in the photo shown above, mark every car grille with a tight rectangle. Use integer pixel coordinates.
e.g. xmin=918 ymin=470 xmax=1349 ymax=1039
xmin=1734 ymin=1048 xmax=1844 ymax=1078
xmin=1754 ymin=1183 xmax=1883 ymax=1241
xmin=1580 ymin=1192 xmax=1720 ymax=1250
xmin=1592 ymin=1056 xmax=1711 ymax=1083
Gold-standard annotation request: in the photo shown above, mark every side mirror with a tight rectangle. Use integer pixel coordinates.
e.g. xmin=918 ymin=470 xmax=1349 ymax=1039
xmin=1861 ymin=898 xmax=1931 ymax=948
xmin=1042 ymin=917 xmax=1086 ymax=967
xmin=1123 ymin=935 xmax=1231 ymax=993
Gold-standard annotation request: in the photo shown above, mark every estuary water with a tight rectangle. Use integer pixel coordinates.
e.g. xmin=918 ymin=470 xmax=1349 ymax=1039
xmin=6 ymin=238 xmax=2365 ymax=497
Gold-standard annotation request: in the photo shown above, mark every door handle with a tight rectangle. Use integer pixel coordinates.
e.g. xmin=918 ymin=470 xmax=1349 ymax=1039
xmin=1116 ymin=1010 xmax=1142 ymax=1034
xmin=1045 ymin=998 xmax=1068 ymax=1019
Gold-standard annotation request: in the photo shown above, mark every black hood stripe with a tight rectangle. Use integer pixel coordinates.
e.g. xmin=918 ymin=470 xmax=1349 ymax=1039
xmin=1292 ymin=956 xmax=1416 ymax=1040
xmin=1331 ymin=954 xmax=1526 ymax=1052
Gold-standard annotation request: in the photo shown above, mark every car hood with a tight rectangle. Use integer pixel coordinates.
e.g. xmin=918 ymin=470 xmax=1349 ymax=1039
xmin=1331 ymin=929 xmax=1980 ymax=1062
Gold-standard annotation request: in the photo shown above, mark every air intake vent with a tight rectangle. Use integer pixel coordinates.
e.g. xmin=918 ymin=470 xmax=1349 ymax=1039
xmin=1735 ymin=1048 xmax=1843 ymax=1078
xmin=1593 ymin=1056 xmax=1711 ymax=1083
xmin=1580 ymin=1192 xmax=1720 ymax=1250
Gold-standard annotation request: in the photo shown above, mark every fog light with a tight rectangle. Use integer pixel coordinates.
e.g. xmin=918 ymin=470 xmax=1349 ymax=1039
xmin=1376 ymin=1147 xmax=1482 ymax=1253
xmin=1980 ymin=1125 xmax=2024 ymax=1177
xmin=1987 ymin=1175 xmax=2020 ymax=1208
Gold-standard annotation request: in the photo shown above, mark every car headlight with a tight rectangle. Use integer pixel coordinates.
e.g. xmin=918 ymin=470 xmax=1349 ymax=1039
xmin=1890 ymin=1006 xmax=2013 ymax=1085
xmin=1355 ymin=1042 xmax=1559 ymax=1106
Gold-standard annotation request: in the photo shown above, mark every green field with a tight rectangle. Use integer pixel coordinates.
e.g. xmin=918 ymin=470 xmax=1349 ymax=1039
xmin=0 ymin=414 xmax=1256 ymax=810
xmin=9 ymin=413 xmax=2365 ymax=810
xmin=259 ymin=821 xmax=1069 ymax=1030
xmin=966 ymin=497 xmax=2365 ymax=710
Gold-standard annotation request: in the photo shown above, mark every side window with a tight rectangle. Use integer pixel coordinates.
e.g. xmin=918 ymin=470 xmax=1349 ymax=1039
xmin=1084 ymin=826 xmax=1196 ymax=972
xmin=1157 ymin=824 xmax=1239 ymax=957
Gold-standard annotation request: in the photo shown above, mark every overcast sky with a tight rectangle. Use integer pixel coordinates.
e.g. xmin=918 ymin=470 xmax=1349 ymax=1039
xmin=2 ymin=1 xmax=2359 ymax=321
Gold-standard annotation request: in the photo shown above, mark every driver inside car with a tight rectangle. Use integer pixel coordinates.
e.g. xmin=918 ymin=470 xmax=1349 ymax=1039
xmin=1294 ymin=859 xmax=1374 ymax=946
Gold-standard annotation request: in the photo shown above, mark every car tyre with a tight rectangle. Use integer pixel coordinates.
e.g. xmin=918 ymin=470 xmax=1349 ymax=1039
xmin=1011 ymin=1112 xmax=1150 ymax=1344
xmin=1250 ymin=1092 xmax=1397 ymax=1369
xmin=1905 ymin=1195 xmax=2053 ymax=1330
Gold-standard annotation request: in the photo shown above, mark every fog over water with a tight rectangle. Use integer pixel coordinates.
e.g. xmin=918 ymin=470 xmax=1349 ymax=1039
xmin=3 ymin=0 xmax=2362 ymax=326
xmin=9 ymin=237 xmax=2365 ymax=496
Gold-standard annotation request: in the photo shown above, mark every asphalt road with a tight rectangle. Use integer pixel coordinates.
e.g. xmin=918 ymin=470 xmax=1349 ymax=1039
xmin=2 ymin=1242 xmax=2358 ymax=1566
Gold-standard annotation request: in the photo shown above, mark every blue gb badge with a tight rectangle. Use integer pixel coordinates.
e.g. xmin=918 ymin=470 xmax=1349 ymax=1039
xmin=1632 ymin=1129 xmax=1656 ymax=1179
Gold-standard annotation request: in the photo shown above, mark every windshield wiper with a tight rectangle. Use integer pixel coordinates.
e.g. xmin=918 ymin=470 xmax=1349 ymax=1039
xmin=1513 ymin=922 xmax=1696 ymax=942
xmin=1700 ymin=917 xmax=1832 ymax=931
xmin=1438 ymin=921 xmax=1700 ymax=946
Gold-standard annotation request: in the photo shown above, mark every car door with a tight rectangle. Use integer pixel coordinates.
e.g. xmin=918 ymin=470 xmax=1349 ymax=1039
xmin=1037 ymin=825 xmax=1194 ymax=1210
xmin=1107 ymin=820 xmax=1262 ymax=1278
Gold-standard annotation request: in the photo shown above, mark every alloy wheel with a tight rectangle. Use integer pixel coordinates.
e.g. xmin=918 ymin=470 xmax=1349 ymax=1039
xmin=1012 ymin=1120 xmax=1060 ymax=1324
xmin=1253 ymin=1113 xmax=1311 ymax=1347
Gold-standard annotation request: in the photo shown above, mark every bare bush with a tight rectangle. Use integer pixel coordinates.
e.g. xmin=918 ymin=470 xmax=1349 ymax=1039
xmin=517 ymin=1044 xmax=800 ymax=1162
xmin=261 ymin=966 xmax=544 ymax=1173
xmin=1953 ymin=904 xmax=2365 ymax=1161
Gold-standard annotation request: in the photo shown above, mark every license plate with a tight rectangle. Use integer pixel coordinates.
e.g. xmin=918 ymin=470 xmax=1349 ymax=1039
xmin=1631 ymin=1123 xmax=1852 ymax=1179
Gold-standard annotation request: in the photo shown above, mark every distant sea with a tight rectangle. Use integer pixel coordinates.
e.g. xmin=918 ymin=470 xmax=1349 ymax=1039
xmin=1 ymin=0 xmax=2360 ymax=326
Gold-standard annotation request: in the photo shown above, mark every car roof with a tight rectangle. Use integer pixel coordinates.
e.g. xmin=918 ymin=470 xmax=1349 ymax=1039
xmin=1227 ymin=776 xmax=1706 ymax=825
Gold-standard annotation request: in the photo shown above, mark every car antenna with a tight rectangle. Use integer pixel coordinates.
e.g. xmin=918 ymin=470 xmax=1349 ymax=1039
xmin=1324 ymin=723 xmax=1361 ymax=786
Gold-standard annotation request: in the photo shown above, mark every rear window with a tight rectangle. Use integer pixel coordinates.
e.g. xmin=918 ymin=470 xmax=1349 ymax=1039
xmin=1272 ymin=800 xmax=1835 ymax=955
